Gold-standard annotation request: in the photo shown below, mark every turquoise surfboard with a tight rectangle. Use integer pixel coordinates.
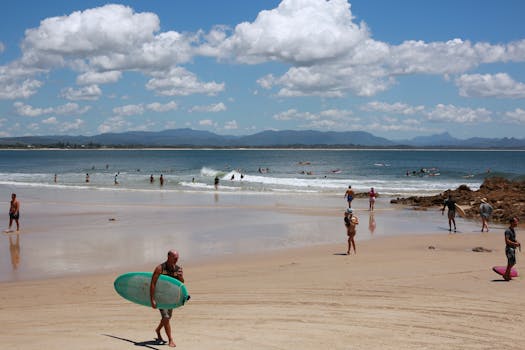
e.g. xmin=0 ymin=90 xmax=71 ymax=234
xmin=114 ymin=272 xmax=190 ymax=309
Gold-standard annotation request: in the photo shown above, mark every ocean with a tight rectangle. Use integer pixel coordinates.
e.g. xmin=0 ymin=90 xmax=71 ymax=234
xmin=2 ymin=148 xmax=523 ymax=282
xmin=0 ymin=149 xmax=523 ymax=197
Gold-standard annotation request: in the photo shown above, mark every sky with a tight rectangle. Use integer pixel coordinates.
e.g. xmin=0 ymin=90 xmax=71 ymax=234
xmin=0 ymin=0 xmax=524 ymax=140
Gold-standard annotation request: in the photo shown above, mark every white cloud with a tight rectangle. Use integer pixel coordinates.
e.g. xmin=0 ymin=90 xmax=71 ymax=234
xmin=146 ymin=101 xmax=178 ymax=112
xmin=320 ymin=109 xmax=353 ymax=118
xmin=367 ymin=118 xmax=432 ymax=133
xmin=58 ymin=118 xmax=84 ymax=132
xmin=224 ymin=1 xmax=525 ymax=98
xmin=0 ymin=63 xmax=43 ymax=99
xmin=13 ymin=102 xmax=53 ymax=117
xmin=218 ymin=0 xmax=369 ymax=65
xmin=223 ymin=120 xmax=238 ymax=130
xmin=273 ymin=108 xmax=359 ymax=130
xmin=113 ymin=104 xmax=145 ymax=117
xmin=76 ymin=71 xmax=122 ymax=85
xmin=362 ymin=101 xmax=425 ymax=115
xmin=505 ymin=108 xmax=525 ymax=123
xmin=98 ymin=116 xmax=130 ymax=133
xmin=426 ymin=104 xmax=492 ymax=123
xmin=189 ymin=102 xmax=226 ymax=113
xmin=146 ymin=67 xmax=224 ymax=96
xmin=61 ymin=84 xmax=102 ymax=101
xmin=42 ymin=117 xmax=58 ymax=124
xmin=273 ymin=109 xmax=317 ymax=121
xmin=54 ymin=103 xmax=91 ymax=115
xmin=13 ymin=101 xmax=90 ymax=117
xmin=21 ymin=5 xmax=159 ymax=64
xmin=456 ymin=73 xmax=525 ymax=99
xmin=112 ymin=101 xmax=178 ymax=116
xmin=198 ymin=119 xmax=216 ymax=126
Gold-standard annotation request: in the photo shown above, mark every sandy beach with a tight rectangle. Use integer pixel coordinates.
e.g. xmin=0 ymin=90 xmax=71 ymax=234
xmin=0 ymin=186 xmax=523 ymax=349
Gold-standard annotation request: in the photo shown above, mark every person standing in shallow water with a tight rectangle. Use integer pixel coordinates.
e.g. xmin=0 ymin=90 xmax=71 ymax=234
xmin=479 ymin=198 xmax=493 ymax=232
xmin=344 ymin=208 xmax=358 ymax=255
xmin=344 ymin=185 xmax=354 ymax=208
xmin=368 ymin=187 xmax=377 ymax=211
xmin=150 ymin=250 xmax=184 ymax=347
xmin=503 ymin=217 xmax=520 ymax=281
xmin=8 ymin=193 xmax=20 ymax=232
xmin=441 ymin=194 xmax=457 ymax=232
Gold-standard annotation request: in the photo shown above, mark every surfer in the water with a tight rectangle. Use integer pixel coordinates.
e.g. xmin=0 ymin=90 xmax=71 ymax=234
xmin=150 ymin=250 xmax=184 ymax=347
xmin=441 ymin=193 xmax=457 ymax=232
xmin=503 ymin=217 xmax=520 ymax=281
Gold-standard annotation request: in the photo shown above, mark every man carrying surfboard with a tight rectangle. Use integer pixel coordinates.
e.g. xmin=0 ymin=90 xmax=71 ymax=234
xmin=503 ymin=217 xmax=521 ymax=281
xmin=150 ymin=250 xmax=184 ymax=347
xmin=441 ymin=193 xmax=457 ymax=233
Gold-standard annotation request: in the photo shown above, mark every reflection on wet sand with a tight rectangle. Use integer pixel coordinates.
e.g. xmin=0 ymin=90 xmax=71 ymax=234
xmin=369 ymin=213 xmax=376 ymax=235
xmin=9 ymin=233 xmax=20 ymax=270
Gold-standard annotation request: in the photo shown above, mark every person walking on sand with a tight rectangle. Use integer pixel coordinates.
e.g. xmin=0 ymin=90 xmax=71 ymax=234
xmin=344 ymin=185 xmax=354 ymax=208
xmin=441 ymin=194 xmax=457 ymax=232
xmin=503 ymin=217 xmax=520 ymax=281
xmin=8 ymin=193 xmax=20 ymax=232
xmin=479 ymin=198 xmax=493 ymax=232
xmin=150 ymin=250 xmax=184 ymax=347
xmin=214 ymin=176 xmax=219 ymax=190
xmin=368 ymin=187 xmax=377 ymax=211
xmin=344 ymin=208 xmax=358 ymax=254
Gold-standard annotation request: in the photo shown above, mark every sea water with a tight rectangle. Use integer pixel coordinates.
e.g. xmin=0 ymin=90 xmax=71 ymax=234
xmin=1 ymin=149 xmax=523 ymax=282
xmin=0 ymin=149 xmax=523 ymax=196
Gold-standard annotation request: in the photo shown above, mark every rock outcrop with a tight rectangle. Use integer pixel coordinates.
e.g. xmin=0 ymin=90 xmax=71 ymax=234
xmin=390 ymin=177 xmax=525 ymax=223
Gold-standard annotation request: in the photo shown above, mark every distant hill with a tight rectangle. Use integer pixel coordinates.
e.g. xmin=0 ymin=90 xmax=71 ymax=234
xmin=0 ymin=129 xmax=524 ymax=148
xmin=400 ymin=132 xmax=525 ymax=148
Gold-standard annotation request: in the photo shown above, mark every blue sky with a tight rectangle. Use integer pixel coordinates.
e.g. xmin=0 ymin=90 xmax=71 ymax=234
xmin=0 ymin=0 xmax=524 ymax=140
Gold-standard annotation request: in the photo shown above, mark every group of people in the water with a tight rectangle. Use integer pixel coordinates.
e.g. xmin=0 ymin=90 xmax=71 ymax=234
xmin=406 ymin=168 xmax=440 ymax=177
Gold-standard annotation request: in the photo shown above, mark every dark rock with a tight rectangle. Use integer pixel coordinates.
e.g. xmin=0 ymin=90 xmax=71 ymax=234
xmin=393 ymin=177 xmax=525 ymax=224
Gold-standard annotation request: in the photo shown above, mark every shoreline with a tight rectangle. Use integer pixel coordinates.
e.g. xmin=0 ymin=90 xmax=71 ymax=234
xmin=1 ymin=231 xmax=522 ymax=349
xmin=0 ymin=183 xmax=488 ymax=283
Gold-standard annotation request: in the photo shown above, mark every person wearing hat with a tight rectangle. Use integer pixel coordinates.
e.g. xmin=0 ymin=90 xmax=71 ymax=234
xmin=479 ymin=198 xmax=493 ymax=232
xmin=344 ymin=208 xmax=359 ymax=255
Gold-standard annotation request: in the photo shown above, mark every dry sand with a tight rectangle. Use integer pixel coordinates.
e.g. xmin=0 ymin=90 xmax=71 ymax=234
xmin=1 ymin=230 xmax=523 ymax=349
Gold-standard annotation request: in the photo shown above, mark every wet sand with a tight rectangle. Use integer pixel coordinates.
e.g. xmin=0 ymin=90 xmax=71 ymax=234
xmin=0 ymin=185 xmax=523 ymax=349
xmin=0 ymin=185 xmax=484 ymax=282
xmin=0 ymin=232 xmax=523 ymax=349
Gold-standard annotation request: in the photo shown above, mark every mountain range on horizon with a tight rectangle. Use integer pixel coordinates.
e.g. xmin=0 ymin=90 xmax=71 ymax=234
xmin=0 ymin=129 xmax=524 ymax=148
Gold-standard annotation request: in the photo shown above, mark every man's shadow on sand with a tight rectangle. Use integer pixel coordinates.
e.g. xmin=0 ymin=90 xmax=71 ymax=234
xmin=103 ymin=334 xmax=165 ymax=349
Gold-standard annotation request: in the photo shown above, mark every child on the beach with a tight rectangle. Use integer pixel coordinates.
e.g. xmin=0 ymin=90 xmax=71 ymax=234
xmin=344 ymin=208 xmax=358 ymax=255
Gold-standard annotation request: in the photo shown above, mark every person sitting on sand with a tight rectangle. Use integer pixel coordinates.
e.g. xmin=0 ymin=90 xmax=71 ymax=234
xmin=344 ymin=186 xmax=354 ymax=208
xmin=344 ymin=208 xmax=358 ymax=255
xmin=150 ymin=250 xmax=184 ymax=347
xmin=441 ymin=194 xmax=457 ymax=232
xmin=503 ymin=217 xmax=521 ymax=281
xmin=479 ymin=198 xmax=493 ymax=232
